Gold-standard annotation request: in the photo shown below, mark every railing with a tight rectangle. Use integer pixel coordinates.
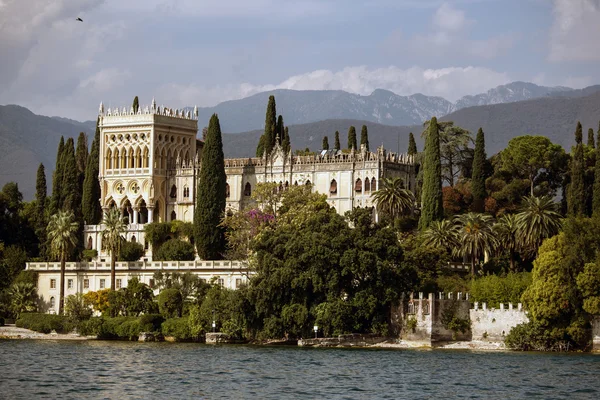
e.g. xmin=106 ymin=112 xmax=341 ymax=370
xmin=26 ymin=260 xmax=249 ymax=272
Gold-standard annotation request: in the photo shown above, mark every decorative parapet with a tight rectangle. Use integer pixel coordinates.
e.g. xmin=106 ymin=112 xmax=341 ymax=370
xmin=26 ymin=260 xmax=250 ymax=272
xmin=98 ymin=99 xmax=198 ymax=121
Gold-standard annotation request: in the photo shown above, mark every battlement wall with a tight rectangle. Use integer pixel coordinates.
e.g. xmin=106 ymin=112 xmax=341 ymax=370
xmin=470 ymin=303 xmax=529 ymax=341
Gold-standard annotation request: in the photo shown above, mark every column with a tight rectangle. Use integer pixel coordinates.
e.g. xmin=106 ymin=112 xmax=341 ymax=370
xmin=133 ymin=208 xmax=139 ymax=225
xmin=148 ymin=207 xmax=154 ymax=223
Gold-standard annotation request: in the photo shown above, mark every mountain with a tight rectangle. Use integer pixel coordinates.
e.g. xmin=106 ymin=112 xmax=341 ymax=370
xmin=197 ymin=82 xmax=576 ymax=133
xmin=0 ymin=105 xmax=95 ymax=199
xmin=223 ymin=89 xmax=600 ymax=159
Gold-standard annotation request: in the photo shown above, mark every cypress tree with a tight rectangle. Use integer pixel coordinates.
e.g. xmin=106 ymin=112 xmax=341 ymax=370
xmin=282 ymin=126 xmax=291 ymax=154
xmin=593 ymin=129 xmax=600 ymax=217
xmin=82 ymin=118 xmax=102 ymax=224
xmin=360 ymin=125 xmax=369 ymax=152
xmin=276 ymin=115 xmax=284 ymax=143
xmin=194 ymin=114 xmax=226 ymax=260
xmin=471 ymin=128 xmax=487 ymax=212
xmin=76 ymin=132 xmax=88 ymax=174
xmin=347 ymin=126 xmax=357 ymax=150
xmin=408 ymin=132 xmax=417 ymax=155
xmin=256 ymin=135 xmax=266 ymax=157
xmin=419 ymin=117 xmax=443 ymax=230
xmin=334 ymin=131 xmax=341 ymax=150
xmin=49 ymin=136 xmax=65 ymax=215
xmin=265 ymin=96 xmax=277 ymax=155
xmin=61 ymin=138 xmax=81 ymax=217
xmin=322 ymin=136 xmax=329 ymax=150
xmin=568 ymin=122 xmax=586 ymax=216
xmin=35 ymin=163 xmax=47 ymax=256
xmin=133 ymin=96 xmax=139 ymax=113
xmin=588 ymin=128 xmax=595 ymax=148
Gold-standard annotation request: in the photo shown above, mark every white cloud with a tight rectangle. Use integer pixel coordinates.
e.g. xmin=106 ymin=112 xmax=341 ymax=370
xmin=549 ymin=0 xmax=600 ymax=62
xmin=433 ymin=2 xmax=470 ymax=32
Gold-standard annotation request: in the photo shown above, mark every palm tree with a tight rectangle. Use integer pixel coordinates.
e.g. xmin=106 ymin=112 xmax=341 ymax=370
xmin=372 ymin=177 xmax=415 ymax=220
xmin=8 ymin=282 xmax=38 ymax=318
xmin=47 ymin=210 xmax=79 ymax=315
xmin=515 ymin=196 xmax=562 ymax=257
xmin=102 ymin=208 xmax=127 ymax=290
xmin=420 ymin=219 xmax=459 ymax=254
xmin=454 ymin=213 xmax=497 ymax=276
xmin=494 ymin=214 xmax=520 ymax=272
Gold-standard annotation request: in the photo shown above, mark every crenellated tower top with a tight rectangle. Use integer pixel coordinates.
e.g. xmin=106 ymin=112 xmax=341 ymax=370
xmin=98 ymin=99 xmax=198 ymax=121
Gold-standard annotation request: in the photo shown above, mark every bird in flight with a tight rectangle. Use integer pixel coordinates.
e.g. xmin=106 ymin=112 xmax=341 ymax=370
xmin=76 ymin=17 xmax=83 ymax=22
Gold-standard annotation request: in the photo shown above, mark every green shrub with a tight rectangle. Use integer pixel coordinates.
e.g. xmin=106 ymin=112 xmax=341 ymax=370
xmin=158 ymin=288 xmax=183 ymax=318
xmin=64 ymin=293 xmax=93 ymax=322
xmin=161 ymin=317 xmax=192 ymax=341
xmin=16 ymin=313 xmax=72 ymax=334
xmin=82 ymin=249 xmax=98 ymax=261
xmin=505 ymin=321 xmax=569 ymax=351
xmin=95 ymin=316 xmax=139 ymax=340
xmin=119 ymin=241 xmax=145 ymax=262
xmin=77 ymin=317 xmax=104 ymax=337
xmin=154 ymin=239 xmax=195 ymax=261
xmin=138 ymin=314 xmax=164 ymax=332
xmin=470 ymin=272 xmax=532 ymax=308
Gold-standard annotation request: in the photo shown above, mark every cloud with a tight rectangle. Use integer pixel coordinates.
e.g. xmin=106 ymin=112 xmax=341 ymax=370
xmin=433 ymin=2 xmax=470 ymax=32
xmin=153 ymin=65 xmax=511 ymax=108
xmin=549 ymin=0 xmax=600 ymax=62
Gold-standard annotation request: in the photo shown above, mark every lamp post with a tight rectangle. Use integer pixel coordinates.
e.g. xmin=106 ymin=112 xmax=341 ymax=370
xmin=313 ymin=325 xmax=318 ymax=339
xmin=212 ymin=309 xmax=216 ymax=333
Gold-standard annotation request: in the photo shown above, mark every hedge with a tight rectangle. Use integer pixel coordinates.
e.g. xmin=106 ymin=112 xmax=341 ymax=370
xmin=161 ymin=317 xmax=193 ymax=341
xmin=78 ymin=314 xmax=165 ymax=340
xmin=16 ymin=313 xmax=73 ymax=334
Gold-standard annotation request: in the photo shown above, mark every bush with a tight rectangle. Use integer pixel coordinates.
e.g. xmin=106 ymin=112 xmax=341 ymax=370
xmin=470 ymin=272 xmax=532 ymax=308
xmin=161 ymin=317 xmax=192 ymax=341
xmin=82 ymin=249 xmax=98 ymax=261
xmin=138 ymin=314 xmax=165 ymax=332
xmin=16 ymin=313 xmax=72 ymax=334
xmin=154 ymin=239 xmax=195 ymax=261
xmin=158 ymin=288 xmax=183 ymax=318
xmin=77 ymin=317 xmax=104 ymax=337
xmin=505 ymin=321 xmax=572 ymax=351
xmin=64 ymin=293 xmax=93 ymax=322
xmin=119 ymin=241 xmax=145 ymax=262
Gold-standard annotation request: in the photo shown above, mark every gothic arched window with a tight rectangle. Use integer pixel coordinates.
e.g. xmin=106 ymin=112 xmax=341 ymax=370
xmin=371 ymin=177 xmax=376 ymax=191
xmin=170 ymin=185 xmax=177 ymax=198
xmin=329 ymin=179 xmax=337 ymax=195
xmin=183 ymin=186 xmax=190 ymax=198
xmin=226 ymin=183 xmax=230 ymax=198
xmin=365 ymin=177 xmax=371 ymax=192
xmin=355 ymin=178 xmax=362 ymax=193
xmin=244 ymin=182 xmax=252 ymax=197
xmin=171 ymin=210 xmax=177 ymax=221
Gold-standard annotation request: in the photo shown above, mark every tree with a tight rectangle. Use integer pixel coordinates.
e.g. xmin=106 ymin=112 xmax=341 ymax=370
xmin=132 ymin=96 xmax=139 ymax=113
xmin=60 ymin=138 xmax=81 ymax=218
xmin=515 ymin=196 xmax=562 ymax=257
xmin=420 ymin=219 xmax=458 ymax=254
xmin=256 ymin=135 xmax=266 ymax=158
xmin=47 ymin=210 xmax=78 ymax=314
xmin=75 ymin=132 xmax=88 ymax=179
xmin=119 ymin=241 xmax=145 ymax=261
xmin=154 ymin=239 xmax=195 ymax=261
xmin=419 ymin=116 xmax=443 ymax=230
xmin=588 ymin=128 xmax=595 ymax=148
xmin=35 ymin=164 xmax=47 ymax=256
xmin=408 ymin=132 xmax=417 ymax=155
xmin=372 ymin=177 xmax=415 ymax=219
xmin=102 ymin=208 xmax=127 ymax=290
xmin=158 ymin=288 xmax=183 ymax=318
xmin=82 ymin=118 xmax=102 ymax=224
xmin=360 ymin=125 xmax=369 ymax=152
xmin=334 ymin=131 xmax=341 ymax=150
xmin=8 ymin=282 xmax=38 ymax=318
xmin=497 ymin=135 xmax=568 ymax=197
xmin=454 ymin=213 xmax=497 ymax=276
xmin=471 ymin=128 xmax=487 ymax=212
xmin=347 ymin=126 xmax=357 ymax=150
xmin=322 ymin=136 xmax=329 ymax=150
xmin=282 ymin=126 xmax=291 ymax=154
xmin=568 ymin=122 xmax=586 ymax=216
xmin=257 ymin=95 xmax=277 ymax=157
xmin=194 ymin=114 xmax=226 ymax=260
xmin=593 ymin=129 xmax=600 ymax=217
xmin=276 ymin=115 xmax=284 ymax=143
xmin=49 ymin=136 xmax=65 ymax=215
xmin=494 ymin=214 xmax=520 ymax=272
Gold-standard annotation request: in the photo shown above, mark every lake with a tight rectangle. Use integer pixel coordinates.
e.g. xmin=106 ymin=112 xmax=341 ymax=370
xmin=0 ymin=340 xmax=599 ymax=399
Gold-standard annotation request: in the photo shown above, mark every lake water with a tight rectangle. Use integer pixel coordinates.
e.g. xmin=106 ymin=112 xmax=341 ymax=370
xmin=1 ymin=341 xmax=599 ymax=399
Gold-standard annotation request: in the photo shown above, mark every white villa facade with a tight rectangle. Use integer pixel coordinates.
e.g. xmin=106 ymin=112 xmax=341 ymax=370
xmin=27 ymin=100 xmax=417 ymax=313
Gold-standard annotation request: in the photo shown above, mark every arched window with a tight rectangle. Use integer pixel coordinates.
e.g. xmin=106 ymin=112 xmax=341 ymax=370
xmin=285 ymin=181 xmax=289 ymax=190
xmin=226 ymin=183 xmax=230 ymax=198
xmin=183 ymin=186 xmax=190 ymax=198
xmin=87 ymin=237 xmax=93 ymax=250
xmin=171 ymin=210 xmax=177 ymax=221
xmin=50 ymin=297 xmax=55 ymax=309
xmin=143 ymin=147 xmax=149 ymax=168
xmin=128 ymin=147 xmax=135 ymax=168
xmin=329 ymin=179 xmax=337 ymax=195
xmin=371 ymin=177 xmax=376 ymax=191
xmin=355 ymin=178 xmax=362 ymax=193
xmin=170 ymin=184 xmax=177 ymax=198
xmin=135 ymin=147 xmax=142 ymax=168
xmin=365 ymin=177 xmax=371 ymax=192
xmin=305 ymin=180 xmax=311 ymax=186
xmin=113 ymin=149 xmax=120 ymax=170
xmin=131 ymin=235 xmax=136 ymax=243
xmin=106 ymin=148 xmax=112 ymax=169
xmin=244 ymin=182 xmax=252 ymax=197
xmin=120 ymin=148 xmax=126 ymax=169
xmin=294 ymin=181 xmax=298 ymax=186
xmin=278 ymin=181 xmax=283 ymax=193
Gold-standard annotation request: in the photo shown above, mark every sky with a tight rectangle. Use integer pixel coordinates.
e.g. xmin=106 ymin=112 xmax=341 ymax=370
xmin=1 ymin=0 xmax=599 ymax=121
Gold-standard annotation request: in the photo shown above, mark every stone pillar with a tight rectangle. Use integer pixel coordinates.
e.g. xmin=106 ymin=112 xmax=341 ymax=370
xmin=133 ymin=208 xmax=139 ymax=225
xmin=148 ymin=207 xmax=154 ymax=223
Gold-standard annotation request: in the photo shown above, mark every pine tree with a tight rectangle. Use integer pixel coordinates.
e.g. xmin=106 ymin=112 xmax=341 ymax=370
xmin=322 ymin=136 xmax=329 ymax=150
xmin=282 ymin=126 xmax=291 ymax=154
xmin=593 ymin=129 xmax=600 ymax=217
xmin=49 ymin=136 xmax=65 ymax=215
xmin=82 ymin=118 xmax=102 ymax=225
xmin=360 ymin=125 xmax=369 ymax=152
xmin=194 ymin=114 xmax=226 ymax=260
xmin=471 ymin=128 xmax=487 ymax=212
xmin=347 ymin=126 xmax=357 ymax=150
xmin=35 ymin=163 xmax=47 ymax=257
xmin=588 ymin=128 xmax=595 ymax=148
xmin=419 ymin=117 xmax=443 ymax=230
xmin=568 ymin=121 xmax=586 ymax=216
xmin=334 ymin=131 xmax=341 ymax=150
xmin=133 ymin=96 xmax=139 ymax=113
xmin=408 ymin=132 xmax=417 ymax=155
xmin=61 ymin=138 xmax=81 ymax=217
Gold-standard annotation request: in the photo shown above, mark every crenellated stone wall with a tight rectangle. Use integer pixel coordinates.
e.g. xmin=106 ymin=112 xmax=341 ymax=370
xmin=470 ymin=302 xmax=529 ymax=341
